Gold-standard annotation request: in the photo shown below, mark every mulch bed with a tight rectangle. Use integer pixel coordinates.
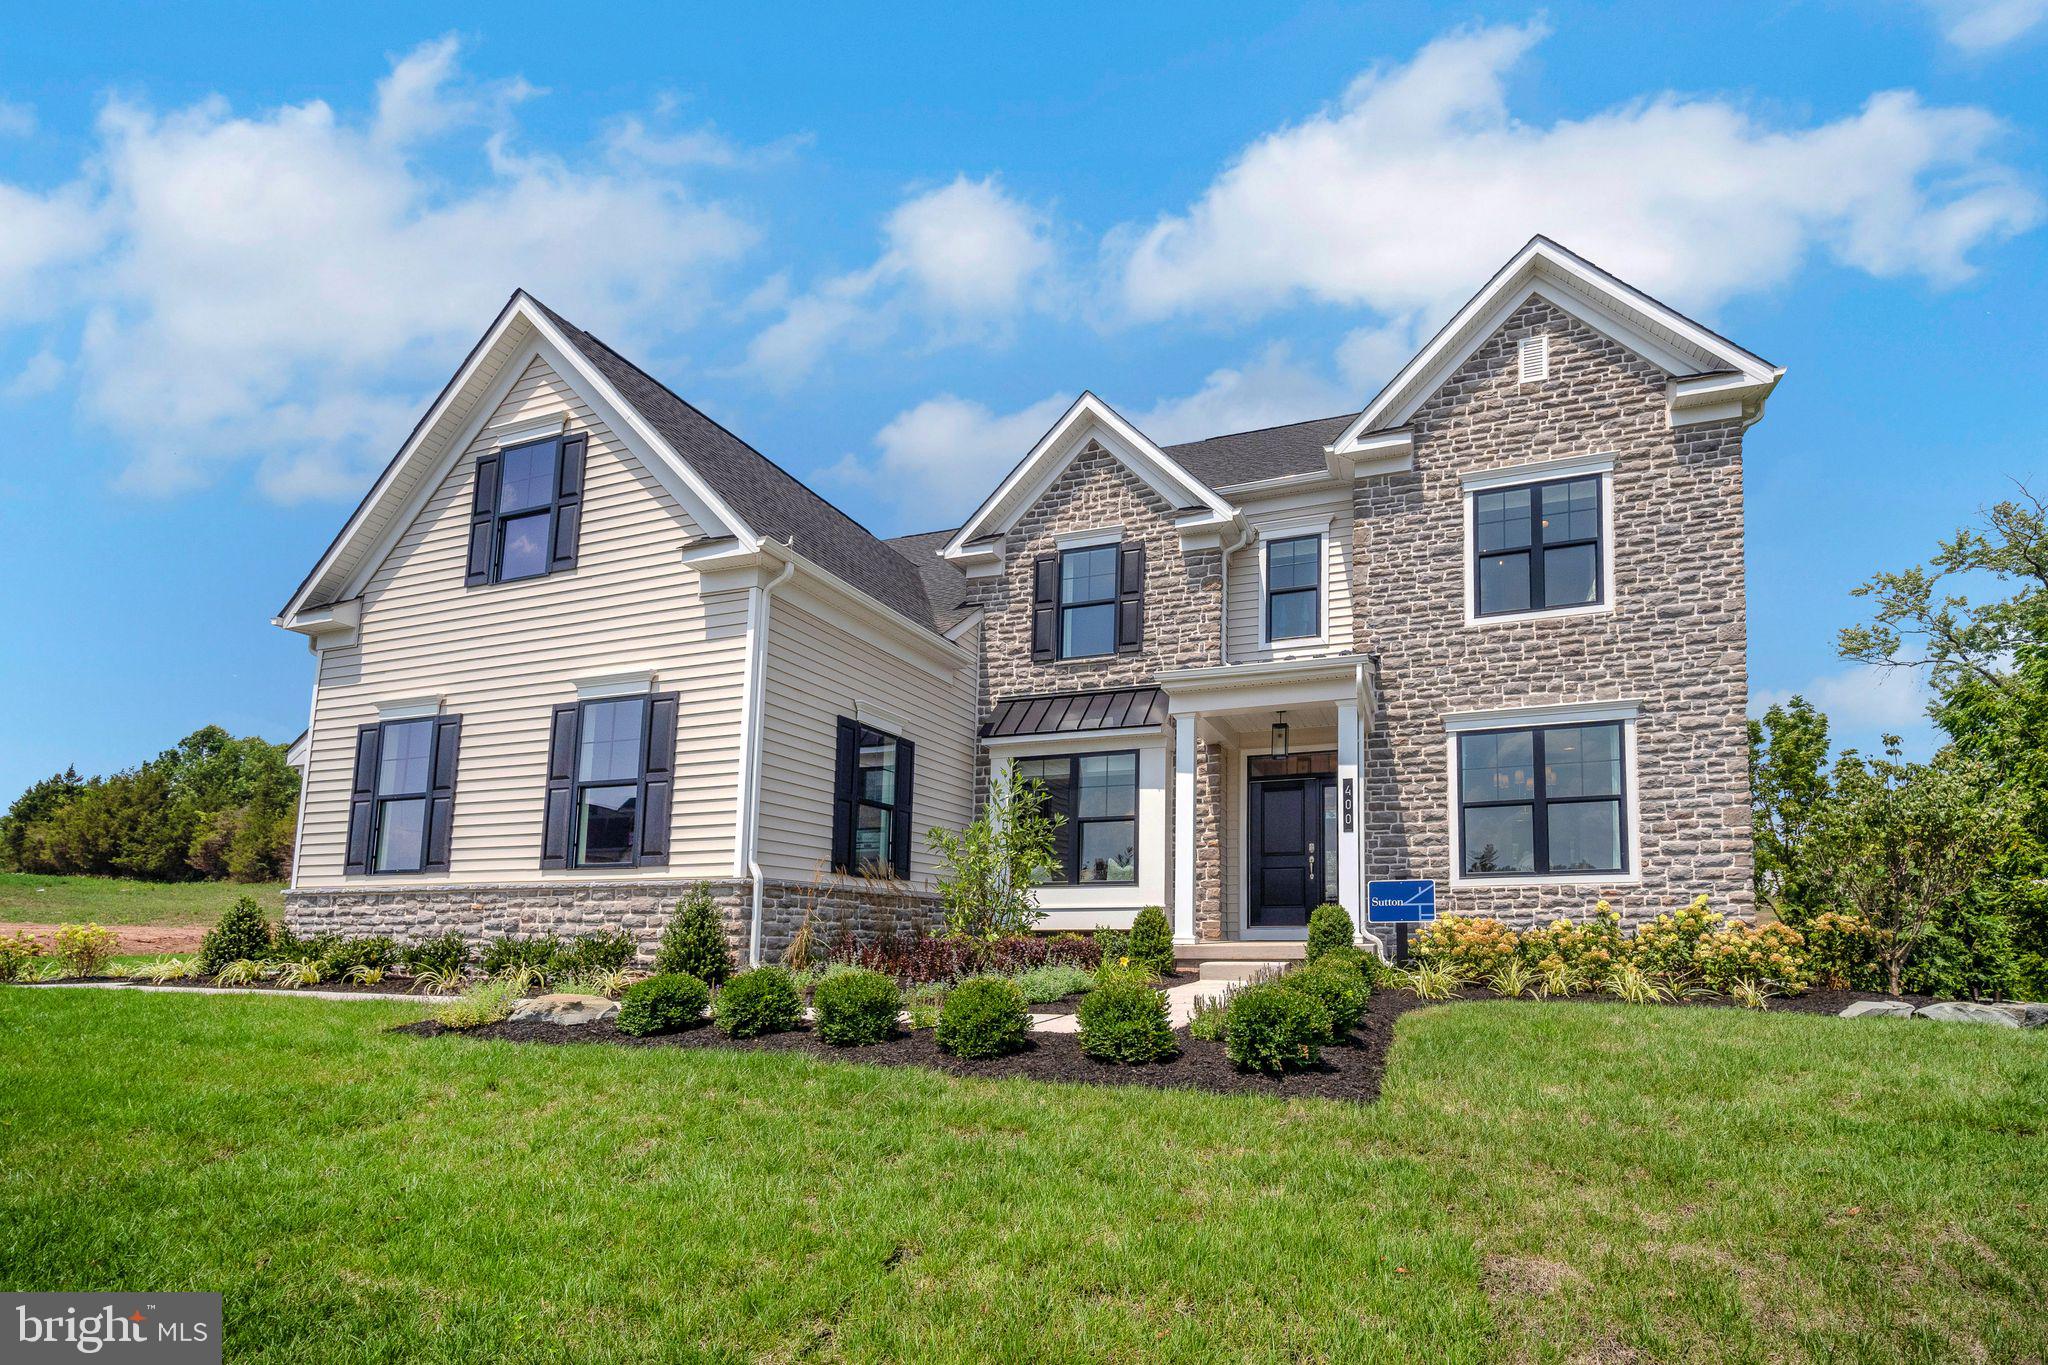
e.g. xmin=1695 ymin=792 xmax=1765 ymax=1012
xmin=392 ymin=983 xmax=1929 ymax=1104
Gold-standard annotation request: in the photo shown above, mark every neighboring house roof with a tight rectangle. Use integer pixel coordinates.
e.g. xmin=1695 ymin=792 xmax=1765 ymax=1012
xmin=981 ymin=686 xmax=1169 ymax=738
xmin=1162 ymin=414 xmax=1356 ymax=489
xmin=882 ymin=527 xmax=976 ymax=633
xmin=529 ymin=300 xmax=944 ymax=631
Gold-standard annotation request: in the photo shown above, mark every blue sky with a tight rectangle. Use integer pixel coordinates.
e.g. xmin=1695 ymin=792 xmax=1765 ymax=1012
xmin=1 ymin=0 xmax=2043 ymax=796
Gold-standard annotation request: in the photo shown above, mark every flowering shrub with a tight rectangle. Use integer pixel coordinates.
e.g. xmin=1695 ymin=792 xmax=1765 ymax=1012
xmin=1693 ymin=922 xmax=1808 ymax=993
xmin=1803 ymin=911 xmax=1886 ymax=991
xmin=0 ymin=931 xmax=42 ymax=982
xmin=1626 ymin=896 xmax=1724 ymax=976
xmin=53 ymin=923 xmax=117 ymax=978
xmin=1518 ymin=904 xmax=1627 ymax=985
xmin=1412 ymin=916 xmax=1520 ymax=978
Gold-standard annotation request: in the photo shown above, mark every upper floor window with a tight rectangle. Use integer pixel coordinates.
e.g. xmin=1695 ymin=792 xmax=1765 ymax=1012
xmin=832 ymin=717 xmax=915 ymax=879
xmin=1032 ymin=542 xmax=1145 ymax=663
xmin=1264 ymin=534 xmax=1322 ymax=641
xmin=466 ymin=434 xmax=587 ymax=587
xmin=1457 ymin=721 xmax=1626 ymax=878
xmin=1013 ymin=750 xmax=1137 ymax=884
xmin=1472 ymin=475 xmax=1602 ymax=618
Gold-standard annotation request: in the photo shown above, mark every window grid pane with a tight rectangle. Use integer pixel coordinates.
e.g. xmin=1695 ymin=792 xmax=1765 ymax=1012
xmin=377 ymin=720 xmax=434 ymax=796
xmin=1267 ymin=536 xmax=1319 ymax=590
xmin=1060 ymin=547 xmax=1118 ymax=604
xmin=497 ymin=442 xmax=556 ymax=512
xmin=576 ymin=784 xmax=637 ymax=866
xmin=1474 ymin=476 xmax=1601 ymax=616
xmin=1459 ymin=723 xmax=1626 ymax=877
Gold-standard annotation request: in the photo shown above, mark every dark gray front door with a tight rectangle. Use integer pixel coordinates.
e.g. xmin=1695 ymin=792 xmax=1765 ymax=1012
xmin=1249 ymin=776 xmax=1332 ymax=927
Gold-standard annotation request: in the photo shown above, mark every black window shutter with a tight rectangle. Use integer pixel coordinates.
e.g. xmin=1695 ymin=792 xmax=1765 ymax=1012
xmin=465 ymin=453 xmax=500 ymax=586
xmin=344 ymin=725 xmax=381 ymax=875
xmin=1031 ymin=554 xmax=1058 ymax=662
xmin=1116 ymin=543 xmax=1145 ymax=653
xmin=550 ymin=435 xmax=587 ymax=571
xmin=830 ymin=716 xmax=857 ymax=873
xmin=889 ymin=738 xmax=915 ymax=880
xmin=422 ymin=715 xmax=462 ymax=874
xmin=540 ymin=703 xmax=580 ymax=870
xmin=637 ymin=691 xmax=679 ymax=866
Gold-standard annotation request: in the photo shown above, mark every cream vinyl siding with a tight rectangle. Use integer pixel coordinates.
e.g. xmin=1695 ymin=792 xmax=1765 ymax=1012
xmin=754 ymin=599 xmax=978 ymax=887
xmin=297 ymin=353 xmax=746 ymax=887
xmin=1225 ymin=489 xmax=1355 ymax=661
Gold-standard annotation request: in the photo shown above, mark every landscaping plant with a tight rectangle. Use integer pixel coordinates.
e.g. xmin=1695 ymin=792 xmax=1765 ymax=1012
xmin=52 ymin=923 xmax=116 ymax=978
xmin=616 ymin=973 xmax=711 ymax=1036
xmin=1413 ymin=914 xmax=1519 ymax=978
xmin=1803 ymin=910 xmax=1886 ymax=991
xmin=1402 ymin=962 xmax=1462 ymax=1001
xmin=1628 ymin=896 xmax=1723 ymax=975
xmin=1125 ymin=905 xmax=1176 ymax=977
xmin=1602 ymin=962 xmax=1670 ymax=1005
xmin=903 ymin=981 xmax=947 ymax=1030
xmin=1186 ymin=991 xmax=1230 ymax=1042
xmin=934 ymin=976 xmax=1030 ymax=1058
xmin=1009 ymin=962 xmax=1094 ymax=1005
xmin=925 ymin=766 xmax=1060 ymax=939
xmin=713 ymin=967 xmax=803 ymax=1038
xmin=1223 ymin=983 xmax=1329 ymax=1073
xmin=401 ymin=932 xmax=470 ymax=980
xmin=319 ymin=935 xmax=396 ymax=978
xmin=1518 ymin=904 xmax=1627 ymax=986
xmin=1076 ymin=980 xmax=1178 ymax=1064
xmin=1305 ymin=902 xmax=1355 ymax=963
xmin=1694 ymin=921 xmax=1809 ymax=994
xmin=0 ymin=931 xmax=41 ymax=982
xmin=127 ymin=956 xmax=192 ymax=983
xmin=1487 ymin=959 xmax=1534 ymax=999
xmin=409 ymin=965 xmax=465 ymax=996
xmin=481 ymin=934 xmax=562 ymax=981
xmin=1281 ymin=959 xmax=1369 ymax=1037
xmin=557 ymin=929 xmax=636 ymax=977
xmin=343 ymin=964 xmax=386 ymax=987
xmin=213 ymin=959 xmax=264 ymax=986
xmin=269 ymin=958 xmax=324 ymax=988
xmin=1729 ymin=978 xmax=1777 ymax=1010
xmin=198 ymin=895 xmax=274 ymax=976
xmin=812 ymin=967 xmax=901 ymax=1046
xmin=654 ymin=885 xmax=734 ymax=985
xmin=433 ymin=976 xmax=521 ymax=1029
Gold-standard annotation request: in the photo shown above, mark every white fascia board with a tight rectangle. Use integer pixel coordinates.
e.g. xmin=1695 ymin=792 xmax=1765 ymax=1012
xmin=941 ymin=609 xmax=985 ymax=644
xmin=279 ymin=599 xmax=362 ymax=637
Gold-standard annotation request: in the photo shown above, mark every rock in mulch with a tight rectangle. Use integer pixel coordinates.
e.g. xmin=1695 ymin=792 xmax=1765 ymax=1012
xmin=1914 ymin=1001 xmax=2021 ymax=1028
xmin=1838 ymin=1000 xmax=1916 ymax=1020
xmin=508 ymin=993 xmax=618 ymax=1025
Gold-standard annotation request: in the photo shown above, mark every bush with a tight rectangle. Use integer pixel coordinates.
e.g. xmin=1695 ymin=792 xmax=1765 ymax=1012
xmin=1627 ymin=896 xmax=1723 ymax=976
xmin=1694 ymin=921 xmax=1808 ymax=994
xmin=1224 ymin=983 xmax=1329 ymax=1073
xmin=433 ymin=977 xmax=521 ymax=1030
xmin=0 ymin=931 xmax=43 ymax=982
xmin=1518 ymin=904 xmax=1628 ymax=985
xmin=198 ymin=895 xmax=273 ymax=976
xmin=1126 ymin=906 xmax=1176 ymax=977
xmin=1187 ymin=991 xmax=1230 ymax=1042
xmin=1010 ymin=962 xmax=1095 ymax=1004
xmin=557 ymin=930 xmax=636 ymax=977
xmin=319 ymin=936 xmax=396 ymax=977
xmin=812 ymin=967 xmax=901 ymax=1046
xmin=1076 ymin=980 xmax=1178 ymax=1064
xmin=1281 ymin=958 xmax=1370 ymax=1037
xmin=481 ymin=934 xmax=562 ymax=979
xmin=935 ymin=976 xmax=1030 ymax=1058
xmin=616 ymin=972 xmax=711 ymax=1036
xmin=654 ymin=885 xmax=733 ymax=985
xmin=1414 ymin=915 xmax=1520 ymax=978
xmin=1803 ymin=910 xmax=1887 ymax=991
xmin=713 ymin=966 xmax=802 ymax=1038
xmin=53 ymin=923 xmax=117 ymax=978
xmin=1306 ymin=903 xmax=1355 ymax=963
xmin=904 ymin=981 xmax=948 ymax=1030
xmin=402 ymin=932 xmax=470 ymax=979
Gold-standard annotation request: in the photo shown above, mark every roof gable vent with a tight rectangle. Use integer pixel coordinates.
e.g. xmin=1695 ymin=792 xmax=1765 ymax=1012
xmin=1517 ymin=333 xmax=1549 ymax=384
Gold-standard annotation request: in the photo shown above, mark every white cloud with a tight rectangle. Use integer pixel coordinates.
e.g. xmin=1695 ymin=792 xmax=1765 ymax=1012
xmin=1134 ymin=343 xmax=1352 ymax=445
xmin=1752 ymin=663 xmax=1936 ymax=752
xmin=1114 ymin=21 xmax=2041 ymax=323
xmin=0 ymin=99 xmax=34 ymax=138
xmin=0 ymin=37 xmax=756 ymax=498
xmin=1919 ymin=0 xmax=2048 ymax=50
xmin=3 ymin=349 xmax=64 ymax=402
xmin=745 ymin=174 xmax=1055 ymax=386
xmin=826 ymin=391 xmax=1070 ymax=526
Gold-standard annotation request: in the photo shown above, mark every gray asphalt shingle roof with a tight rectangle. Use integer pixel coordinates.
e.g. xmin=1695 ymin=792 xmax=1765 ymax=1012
xmin=1160 ymin=413 xmax=1354 ymax=488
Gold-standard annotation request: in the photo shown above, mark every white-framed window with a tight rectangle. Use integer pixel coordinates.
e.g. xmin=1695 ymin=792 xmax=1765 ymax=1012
xmin=1461 ymin=455 xmax=1615 ymax=627
xmin=1255 ymin=515 xmax=1333 ymax=646
xmin=1443 ymin=701 xmax=1641 ymax=887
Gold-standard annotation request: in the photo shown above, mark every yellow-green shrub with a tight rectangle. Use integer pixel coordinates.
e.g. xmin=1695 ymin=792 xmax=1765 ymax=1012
xmin=53 ymin=923 xmax=117 ymax=978
xmin=1411 ymin=915 xmax=1519 ymax=978
xmin=1803 ymin=911 xmax=1886 ymax=991
xmin=1518 ymin=903 xmax=1626 ymax=985
xmin=1694 ymin=921 xmax=1808 ymax=993
xmin=1627 ymin=895 xmax=1723 ymax=975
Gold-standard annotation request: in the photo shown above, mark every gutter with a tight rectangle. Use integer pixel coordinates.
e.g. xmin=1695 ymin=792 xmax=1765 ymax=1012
xmin=1217 ymin=519 xmax=1255 ymax=667
xmin=742 ymin=546 xmax=798 ymax=966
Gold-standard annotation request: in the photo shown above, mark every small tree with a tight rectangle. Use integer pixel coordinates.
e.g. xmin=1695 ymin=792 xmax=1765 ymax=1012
xmin=1748 ymin=697 xmax=1833 ymax=920
xmin=926 ymin=767 xmax=1061 ymax=940
xmin=653 ymin=884 xmax=734 ymax=985
xmin=1807 ymin=740 xmax=2016 ymax=995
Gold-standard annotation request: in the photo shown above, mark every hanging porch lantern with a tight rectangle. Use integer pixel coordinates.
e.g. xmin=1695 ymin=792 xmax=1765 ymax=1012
xmin=1270 ymin=711 xmax=1289 ymax=758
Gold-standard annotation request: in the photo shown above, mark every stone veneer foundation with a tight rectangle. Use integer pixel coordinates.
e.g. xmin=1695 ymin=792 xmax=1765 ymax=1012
xmin=284 ymin=877 xmax=945 ymax=963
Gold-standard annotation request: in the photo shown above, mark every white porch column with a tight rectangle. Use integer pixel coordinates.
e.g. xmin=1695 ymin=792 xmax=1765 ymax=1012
xmin=1336 ymin=699 xmax=1363 ymax=940
xmin=1172 ymin=714 xmax=1198 ymax=944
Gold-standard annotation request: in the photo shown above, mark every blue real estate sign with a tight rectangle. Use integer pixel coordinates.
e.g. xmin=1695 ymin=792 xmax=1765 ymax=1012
xmin=1366 ymin=879 xmax=1437 ymax=925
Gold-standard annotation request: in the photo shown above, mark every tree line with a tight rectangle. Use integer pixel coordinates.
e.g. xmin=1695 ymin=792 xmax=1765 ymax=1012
xmin=1751 ymin=491 xmax=2048 ymax=1001
xmin=0 ymin=726 xmax=298 ymax=883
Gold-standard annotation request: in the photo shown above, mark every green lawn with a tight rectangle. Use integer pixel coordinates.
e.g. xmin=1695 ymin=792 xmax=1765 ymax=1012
xmin=0 ymin=872 xmax=282 ymax=927
xmin=1 ymin=992 xmax=2042 ymax=1363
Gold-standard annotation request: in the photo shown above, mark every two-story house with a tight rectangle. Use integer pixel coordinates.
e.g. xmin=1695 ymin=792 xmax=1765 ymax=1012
xmin=277 ymin=237 xmax=1779 ymax=961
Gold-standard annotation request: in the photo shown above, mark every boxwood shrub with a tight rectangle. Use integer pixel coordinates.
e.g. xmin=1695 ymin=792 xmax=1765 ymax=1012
xmin=1305 ymin=903 xmax=1355 ymax=963
xmin=616 ymin=972 xmax=711 ymax=1036
xmin=654 ymin=885 xmax=734 ymax=985
xmin=1076 ymin=980 xmax=1178 ymax=1064
xmin=319 ymin=936 xmax=396 ymax=977
xmin=935 ymin=976 xmax=1030 ymax=1058
xmin=481 ymin=934 xmax=562 ymax=978
xmin=198 ymin=896 xmax=274 ymax=976
xmin=1125 ymin=905 xmax=1177 ymax=977
xmin=557 ymin=930 xmax=636 ymax=976
xmin=713 ymin=966 xmax=803 ymax=1038
xmin=812 ymin=967 xmax=901 ymax=1046
xmin=1282 ymin=958 xmax=1370 ymax=1037
xmin=1224 ymin=982 xmax=1330 ymax=1073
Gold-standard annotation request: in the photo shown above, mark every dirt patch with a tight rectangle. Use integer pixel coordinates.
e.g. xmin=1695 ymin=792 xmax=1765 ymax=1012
xmin=11 ymin=923 xmax=208 ymax=954
xmin=393 ymin=986 xmax=1439 ymax=1103
xmin=1483 ymin=1253 xmax=1584 ymax=1300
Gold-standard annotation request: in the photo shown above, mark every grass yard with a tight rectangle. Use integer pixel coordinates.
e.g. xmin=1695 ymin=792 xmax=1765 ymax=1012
xmin=0 ymin=991 xmax=2042 ymax=1364
xmin=0 ymin=872 xmax=282 ymax=927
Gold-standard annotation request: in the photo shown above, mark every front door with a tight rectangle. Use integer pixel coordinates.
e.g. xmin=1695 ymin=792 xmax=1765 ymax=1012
xmin=1248 ymin=772 xmax=1336 ymax=928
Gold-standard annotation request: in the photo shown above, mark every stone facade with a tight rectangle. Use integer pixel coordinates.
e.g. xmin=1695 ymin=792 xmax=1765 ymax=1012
xmin=283 ymin=875 xmax=945 ymax=963
xmin=1352 ymin=296 xmax=1752 ymax=925
xmin=1193 ymin=738 xmax=1226 ymax=940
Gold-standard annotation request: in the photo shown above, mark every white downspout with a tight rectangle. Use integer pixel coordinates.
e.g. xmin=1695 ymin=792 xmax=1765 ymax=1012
xmin=744 ymin=547 xmax=798 ymax=965
xmin=1218 ymin=519 xmax=1254 ymax=667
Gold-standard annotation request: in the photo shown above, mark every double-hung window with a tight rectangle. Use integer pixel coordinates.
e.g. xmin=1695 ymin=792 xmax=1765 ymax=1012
xmin=832 ymin=718 xmax=915 ymax=878
xmin=371 ymin=719 xmax=434 ymax=874
xmin=1032 ymin=541 xmax=1143 ymax=662
xmin=345 ymin=713 xmax=462 ymax=877
xmin=466 ymin=434 xmax=587 ymax=587
xmin=1058 ymin=546 xmax=1119 ymax=659
xmin=573 ymin=697 xmax=645 ymax=867
xmin=1013 ymin=751 xmax=1138 ymax=884
xmin=1264 ymin=534 xmax=1321 ymax=641
xmin=1457 ymin=721 xmax=1626 ymax=877
xmin=1472 ymin=475 xmax=1602 ymax=617
xmin=540 ymin=691 xmax=678 ymax=870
